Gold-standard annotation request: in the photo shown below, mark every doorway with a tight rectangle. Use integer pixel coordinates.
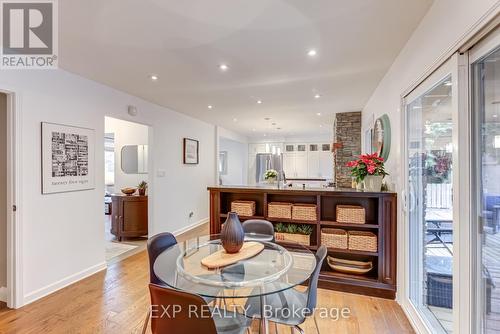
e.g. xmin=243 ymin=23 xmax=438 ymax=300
xmin=404 ymin=56 xmax=457 ymax=334
xmin=0 ymin=93 xmax=7 ymax=307
xmin=104 ymin=116 xmax=150 ymax=263
xmin=470 ymin=29 xmax=500 ymax=334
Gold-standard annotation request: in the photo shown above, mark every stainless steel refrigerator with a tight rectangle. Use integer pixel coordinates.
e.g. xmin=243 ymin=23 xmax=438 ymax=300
xmin=255 ymin=153 xmax=283 ymax=183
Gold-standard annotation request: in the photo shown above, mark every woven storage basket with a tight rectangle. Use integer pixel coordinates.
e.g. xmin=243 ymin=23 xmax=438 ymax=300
xmin=336 ymin=205 xmax=366 ymax=224
xmin=275 ymin=232 xmax=310 ymax=246
xmin=292 ymin=204 xmax=317 ymax=221
xmin=268 ymin=202 xmax=292 ymax=219
xmin=348 ymin=231 xmax=377 ymax=252
xmin=321 ymin=228 xmax=348 ymax=249
xmin=230 ymin=200 xmax=256 ymax=217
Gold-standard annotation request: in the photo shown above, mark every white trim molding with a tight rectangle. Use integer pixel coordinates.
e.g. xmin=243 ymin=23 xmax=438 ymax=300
xmin=23 ymin=262 xmax=107 ymax=306
xmin=173 ymin=218 xmax=209 ymax=237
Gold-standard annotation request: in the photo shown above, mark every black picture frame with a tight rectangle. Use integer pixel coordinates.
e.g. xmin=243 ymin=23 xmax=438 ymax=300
xmin=183 ymin=138 xmax=199 ymax=164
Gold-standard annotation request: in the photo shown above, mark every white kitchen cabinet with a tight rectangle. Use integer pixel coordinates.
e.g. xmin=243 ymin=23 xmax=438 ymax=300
xmin=319 ymin=151 xmax=334 ymax=179
xmin=248 ymin=143 xmax=267 ymax=154
xmin=282 ymin=152 xmax=295 ymax=178
xmin=307 ymin=151 xmax=320 ymax=178
xmin=294 ymin=151 xmax=308 ymax=178
xmin=283 ymin=152 xmax=307 ymax=178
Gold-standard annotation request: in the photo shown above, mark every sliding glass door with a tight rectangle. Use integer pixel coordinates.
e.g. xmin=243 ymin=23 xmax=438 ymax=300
xmin=471 ymin=31 xmax=500 ymax=334
xmin=404 ymin=57 xmax=458 ymax=333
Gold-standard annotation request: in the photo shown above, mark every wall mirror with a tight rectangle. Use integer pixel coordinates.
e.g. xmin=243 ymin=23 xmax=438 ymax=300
xmin=121 ymin=145 xmax=148 ymax=174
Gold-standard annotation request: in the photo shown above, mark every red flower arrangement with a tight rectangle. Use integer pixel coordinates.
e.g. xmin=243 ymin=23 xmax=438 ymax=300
xmin=347 ymin=153 xmax=388 ymax=183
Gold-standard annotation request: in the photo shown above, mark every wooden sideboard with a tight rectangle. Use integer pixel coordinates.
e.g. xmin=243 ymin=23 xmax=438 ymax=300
xmin=111 ymin=194 xmax=148 ymax=241
xmin=208 ymin=185 xmax=397 ymax=299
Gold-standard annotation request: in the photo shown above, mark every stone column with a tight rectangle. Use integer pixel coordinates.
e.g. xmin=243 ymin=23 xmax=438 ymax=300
xmin=334 ymin=111 xmax=361 ymax=188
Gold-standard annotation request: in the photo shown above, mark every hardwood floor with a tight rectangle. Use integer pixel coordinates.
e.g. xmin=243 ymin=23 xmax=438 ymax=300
xmin=0 ymin=223 xmax=414 ymax=333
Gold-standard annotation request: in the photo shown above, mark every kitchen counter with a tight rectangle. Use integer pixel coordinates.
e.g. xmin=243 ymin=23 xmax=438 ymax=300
xmin=208 ymin=184 xmax=396 ymax=194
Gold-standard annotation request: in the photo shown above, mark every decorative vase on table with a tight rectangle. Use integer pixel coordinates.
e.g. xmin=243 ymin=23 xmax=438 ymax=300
xmin=364 ymin=175 xmax=383 ymax=192
xmin=266 ymin=177 xmax=277 ymax=184
xmin=221 ymin=212 xmax=244 ymax=253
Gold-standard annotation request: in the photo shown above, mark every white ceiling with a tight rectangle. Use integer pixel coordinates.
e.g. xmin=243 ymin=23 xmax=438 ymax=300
xmin=59 ymin=0 xmax=433 ymax=138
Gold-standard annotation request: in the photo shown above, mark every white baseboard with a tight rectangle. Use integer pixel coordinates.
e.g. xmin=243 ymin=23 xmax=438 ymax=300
xmin=23 ymin=261 xmax=107 ymax=306
xmin=0 ymin=286 xmax=7 ymax=303
xmin=172 ymin=218 xmax=209 ymax=237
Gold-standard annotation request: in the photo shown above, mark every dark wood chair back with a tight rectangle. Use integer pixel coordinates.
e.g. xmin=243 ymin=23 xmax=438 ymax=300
xmin=148 ymin=283 xmax=218 ymax=334
xmin=147 ymin=233 xmax=177 ymax=284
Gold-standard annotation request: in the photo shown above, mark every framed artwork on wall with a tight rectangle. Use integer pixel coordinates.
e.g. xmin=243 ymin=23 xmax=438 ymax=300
xmin=183 ymin=138 xmax=199 ymax=164
xmin=41 ymin=122 xmax=95 ymax=194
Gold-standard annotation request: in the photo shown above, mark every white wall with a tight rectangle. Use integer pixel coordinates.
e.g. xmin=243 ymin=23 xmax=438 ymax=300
xmin=219 ymin=137 xmax=248 ymax=185
xmin=104 ymin=117 xmax=149 ymax=193
xmin=361 ymin=0 xmax=499 ymax=301
xmin=0 ymin=93 xmax=6 ymax=291
xmin=0 ymin=69 xmax=216 ymax=306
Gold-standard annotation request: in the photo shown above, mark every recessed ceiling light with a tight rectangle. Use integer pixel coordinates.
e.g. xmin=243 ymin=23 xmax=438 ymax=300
xmin=263 ymin=134 xmax=267 ymax=137
xmin=314 ymin=94 xmax=321 ymax=99
xmin=272 ymin=122 xmax=277 ymax=126
xmin=264 ymin=117 xmax=271 ymax=121
xmin=316 ymin=112 xmax=321 ymax=116
xmin=257 ymin=100 xmax=263 ymax=104
xmin=150 ymin=75 xmax=159 ymax=81
xmin=219 ymin=64 xmax=229 ymax=71
xmin=233 ymin=118 xmax=238 ymax=122
xmin=252 ymin=128 xmax=256 ymax=131
xmin=307 ymin=49 xmax=317 ymax=57
xmin=319 ymin=125 xmax=323 ymax=128
xmin=277 ymin=127 xmax=282 ymax=130
xmin=494 ymin=114 xmax=498 ymax=118
xmin=207 ymin=105 xmax=213 ymax=109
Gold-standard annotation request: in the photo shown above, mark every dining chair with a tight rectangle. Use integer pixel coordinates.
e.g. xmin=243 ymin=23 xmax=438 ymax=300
xmin=147 ymin=283 xmax=252 ymax=334
xmin=145 ymin=233 xmax=222 ymax=333
xmin=243 ymin=245 xmax=328 ymax=334
xmin=242 ymin=219 xmax=275 ymax=242
xmin=147 ymin=232 xmax=178 ymax=284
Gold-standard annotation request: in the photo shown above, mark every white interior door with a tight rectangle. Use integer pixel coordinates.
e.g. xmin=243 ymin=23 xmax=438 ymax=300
xmin=403 ymin=54 xmax=461 ymax=334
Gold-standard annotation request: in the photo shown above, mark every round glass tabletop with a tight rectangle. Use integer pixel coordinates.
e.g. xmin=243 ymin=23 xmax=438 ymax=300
xmin=153 ymin=234 xmax=317 ymax=299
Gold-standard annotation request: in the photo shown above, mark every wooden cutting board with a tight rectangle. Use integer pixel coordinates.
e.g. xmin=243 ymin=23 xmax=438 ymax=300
xmin=201 ymin=242 xmax=264 ymax=269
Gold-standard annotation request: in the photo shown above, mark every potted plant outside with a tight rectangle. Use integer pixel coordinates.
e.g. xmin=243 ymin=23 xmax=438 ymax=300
xmin=347 ymin=153 xmax=388 ymax=192
xmin=274 ymin=223 xmax=313 ymax=246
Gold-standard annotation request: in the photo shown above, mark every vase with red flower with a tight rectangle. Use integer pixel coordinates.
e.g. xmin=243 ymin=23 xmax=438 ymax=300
xmin=346 ymin=153 xmax=388 ymax=192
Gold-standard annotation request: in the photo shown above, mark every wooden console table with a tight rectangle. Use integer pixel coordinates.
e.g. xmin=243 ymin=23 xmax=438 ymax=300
xmin=208 ymin=185 xmax=397 ymax=299
xmin=111 ymin=194 xmax=148 ymax=241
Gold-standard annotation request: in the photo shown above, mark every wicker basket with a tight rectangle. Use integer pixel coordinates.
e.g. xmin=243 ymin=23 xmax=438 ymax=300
xmin=336 ymin=205 xmax=366 ymax=224
xmin=321 ymin=228 xmax=348 ymax=249
xmin=275 ymin=232 xmax=310 ymax=246
xmin=348 ymin=231 xmax=377 ymax=252
xmin=292 ymin=204 xmax=317 ymax=221
xmin=230 ymin=200 xmax=256 ymax=217
xmin=268 ymin=202 xmax=292 ymax=219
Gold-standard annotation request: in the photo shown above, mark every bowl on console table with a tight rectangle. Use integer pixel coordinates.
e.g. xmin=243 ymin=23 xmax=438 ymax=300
xmin=121 ymin=187 xmax=137 ymax=196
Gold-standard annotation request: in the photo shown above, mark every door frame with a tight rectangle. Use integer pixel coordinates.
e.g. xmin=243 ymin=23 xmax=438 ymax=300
xmin=399 ymin=52 xmax=472 ymax=334
xmin=2 ymin=89 xmax=22 ymax=309
xmin=468 ymin=27 xmax=500 ymax=334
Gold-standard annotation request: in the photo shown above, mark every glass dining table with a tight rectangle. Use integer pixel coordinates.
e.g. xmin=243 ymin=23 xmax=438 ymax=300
xmin=153 ymin=233 xmax=317 ymax=334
